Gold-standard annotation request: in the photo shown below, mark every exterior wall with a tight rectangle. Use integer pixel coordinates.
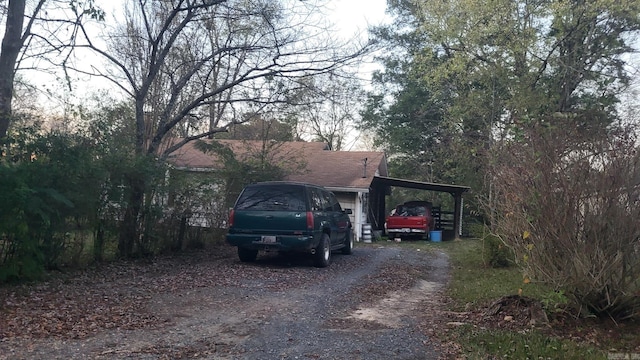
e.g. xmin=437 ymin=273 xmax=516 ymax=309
xmin=332 ymin=190 xmax=369 ymax=242
xmin=334 ymin=192 xmax=356 ymax=216
xmin=334 ymin=192 xmax=356 ymax=236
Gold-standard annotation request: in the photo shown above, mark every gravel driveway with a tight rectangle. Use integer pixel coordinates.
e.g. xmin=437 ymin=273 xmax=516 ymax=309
xmin=0 ymin=244 xmax=450 ymax=359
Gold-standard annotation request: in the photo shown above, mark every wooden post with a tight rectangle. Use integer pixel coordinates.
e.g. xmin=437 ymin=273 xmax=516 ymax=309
xmin=452 ymin=192 xmax=463 ymax=240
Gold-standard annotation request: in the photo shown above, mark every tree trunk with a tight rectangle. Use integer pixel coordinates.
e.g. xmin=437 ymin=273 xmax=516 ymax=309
xmin=0 ymin=0 xmax=26 ymax=140
xmin=118 ymin=177 xmax=144 ymax=257
xmin=93 ymin=221 xmax=105 ymax=262
xmin=117 ymin=99 xmax=148 ymax=258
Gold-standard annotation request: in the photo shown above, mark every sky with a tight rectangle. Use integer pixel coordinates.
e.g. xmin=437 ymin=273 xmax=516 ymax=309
xmin=328 ymin=0 xmax=388 ymax=38
xmin=326 ymin=0 xmax=390 ymax=82
xmin=99 ymin=0 xmax=390 ymax=41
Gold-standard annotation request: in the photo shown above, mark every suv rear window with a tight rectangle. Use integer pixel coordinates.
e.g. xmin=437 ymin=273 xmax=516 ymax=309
xmin=235 ymin=185 xmax=307 ymax=211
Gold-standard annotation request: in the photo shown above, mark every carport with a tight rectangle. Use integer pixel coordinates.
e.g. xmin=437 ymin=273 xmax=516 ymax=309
xmin=369 ymin=176 xmax=470 ymax=240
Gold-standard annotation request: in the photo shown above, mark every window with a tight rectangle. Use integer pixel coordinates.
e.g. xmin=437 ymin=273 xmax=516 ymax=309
xmin=325 ymin=191 xmax=342 ymax=212
xmin=310 ymin=188 xmax=328 ymax=211
xmin=235 ymin=185 xmax=306 ymax=211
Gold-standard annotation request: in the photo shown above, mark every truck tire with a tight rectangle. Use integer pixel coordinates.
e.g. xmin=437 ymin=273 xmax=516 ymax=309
xmin=313 ymin=234 xmax=331 ymax=268
xmin=341 ymin=230 xmax=353 ymax=255
xmin=238 ymin=247 xmax=258 ymax=262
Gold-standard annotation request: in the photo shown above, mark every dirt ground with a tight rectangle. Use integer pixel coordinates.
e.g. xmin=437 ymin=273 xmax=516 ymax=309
xmin=5 ymin=242 xmax=637 ymax=359
xmin=0 ymin=244 xmax=455 ymax=360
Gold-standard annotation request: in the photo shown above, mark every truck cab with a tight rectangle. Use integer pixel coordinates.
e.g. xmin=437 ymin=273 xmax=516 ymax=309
xmin=385 ymin=201 xmax=435 ymax=240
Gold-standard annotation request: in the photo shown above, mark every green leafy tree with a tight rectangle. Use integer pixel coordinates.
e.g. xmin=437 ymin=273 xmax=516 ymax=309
xmin=367 ymin=0 xmax=640 ymax=318
xmin=413 ymin=0 xmax=639 ymax=125
xmin=365 ymin=0 xmax=640 ymax=192
xmin=361 ymin=0 xmax=479 ymax=198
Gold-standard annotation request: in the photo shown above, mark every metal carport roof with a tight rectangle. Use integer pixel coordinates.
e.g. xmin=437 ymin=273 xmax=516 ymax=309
xmin=370 ymin=176 xmax=470 ymax=194
xmin=369 ymin=176 xmax=470 ymax=240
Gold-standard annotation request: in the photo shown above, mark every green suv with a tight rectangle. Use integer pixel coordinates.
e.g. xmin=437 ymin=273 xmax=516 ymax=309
xmin=226 ymin=181 xmax=353 ymax=267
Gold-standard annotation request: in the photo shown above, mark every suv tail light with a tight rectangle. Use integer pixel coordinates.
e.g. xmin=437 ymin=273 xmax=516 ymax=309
xmin=306 ymin=211 xmax=314 ymax=229
xmin=228 ymin=208 xmax=235 ymax=227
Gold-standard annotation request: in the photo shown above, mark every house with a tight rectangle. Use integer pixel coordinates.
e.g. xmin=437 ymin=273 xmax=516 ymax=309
xmin=166 ymin=139 xmax=389 ymax=242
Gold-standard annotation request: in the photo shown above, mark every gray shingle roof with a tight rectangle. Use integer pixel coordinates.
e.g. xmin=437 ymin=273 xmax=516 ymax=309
xmin=166 ymin=139 xmax=387 ymax=189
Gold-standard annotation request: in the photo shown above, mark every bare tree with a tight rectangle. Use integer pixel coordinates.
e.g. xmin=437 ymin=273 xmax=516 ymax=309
xmin=1 ymin=0 xmax=40 ymax=140
xmin=0 ymin=0 xmax=104 ymax=141
xmin=294 ymin=71 xmax=365 ymax=150
xmin=73 ymin=0 xmax=367 ymax=154
xmin=68 ymin=0 xmax=369 ymax=256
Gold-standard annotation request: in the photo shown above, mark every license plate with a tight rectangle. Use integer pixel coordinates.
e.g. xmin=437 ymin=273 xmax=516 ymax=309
xmin=401 ymin=228 xmax=411 ymax=233
xmin=261 ymin=236 xmax=276 ymax=243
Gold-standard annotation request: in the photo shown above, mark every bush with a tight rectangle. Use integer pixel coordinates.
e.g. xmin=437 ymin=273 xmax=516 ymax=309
xmin=486 ymin=117 xmax=640 ymax=320
xmin=0 ymin=131 xmax=112 ymax=281
xmin=482 ymin=234 xmax=513 ymax=268
xmin=468 ymin=224 xmax=514 ymax=268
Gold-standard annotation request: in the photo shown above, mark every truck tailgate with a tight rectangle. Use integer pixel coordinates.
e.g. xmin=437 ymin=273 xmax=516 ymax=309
xmin=231 ymin=210 xmax=308 ymax=234
xmin=386 ymin=216 xmax=427 ymax=228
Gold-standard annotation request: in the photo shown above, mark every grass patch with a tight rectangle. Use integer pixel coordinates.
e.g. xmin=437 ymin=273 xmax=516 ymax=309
xmin=452 ymin=325 xmax=605 ymax=360
xmin=434 ymin=239 xmax=551 ymax=309
xmin=431 ymin=238 xmax=607 ymax=359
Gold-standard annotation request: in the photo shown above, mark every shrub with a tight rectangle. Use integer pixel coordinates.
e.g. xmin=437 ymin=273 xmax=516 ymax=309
xmin=486 ymin=117 xmax=640 ymax=320
xmin=0 ymin=130 xmax=112 ymax=281
xmin=482 ymin=234 xmax=513 ymax=268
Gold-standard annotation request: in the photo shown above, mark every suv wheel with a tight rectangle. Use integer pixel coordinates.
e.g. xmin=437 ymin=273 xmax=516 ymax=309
xmin=314 ymin=234 xmax=331 ymax=268
xmin=341 ymin=230 xmax=353 ymax=255
xmin=238 ymin=247 xmax=258 ymax=262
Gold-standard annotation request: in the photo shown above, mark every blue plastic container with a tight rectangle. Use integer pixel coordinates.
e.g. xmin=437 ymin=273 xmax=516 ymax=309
xmin=429 ymin=230 xmax=442 ymax=242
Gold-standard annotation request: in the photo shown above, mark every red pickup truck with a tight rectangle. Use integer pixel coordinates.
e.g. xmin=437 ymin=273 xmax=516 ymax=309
xmin=385 ymin=201 xmax=435 ymax=240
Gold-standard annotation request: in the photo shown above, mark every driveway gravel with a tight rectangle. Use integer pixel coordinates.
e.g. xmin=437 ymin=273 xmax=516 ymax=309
xmin=0 ymin=244 xmax=450 ymax=359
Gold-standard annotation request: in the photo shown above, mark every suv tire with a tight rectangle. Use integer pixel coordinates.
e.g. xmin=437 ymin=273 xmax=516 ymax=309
xmin=341 ymin=230 xmax=353 ymax=255
xmin=313 ymin=234 xmax=331 ymax=268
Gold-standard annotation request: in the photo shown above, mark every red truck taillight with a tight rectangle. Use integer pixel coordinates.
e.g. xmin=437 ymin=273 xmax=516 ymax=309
xmin=228 ymin=208 xmax=235 ymax=227
xmin=306 ymin=211 xmax=314 ymax=229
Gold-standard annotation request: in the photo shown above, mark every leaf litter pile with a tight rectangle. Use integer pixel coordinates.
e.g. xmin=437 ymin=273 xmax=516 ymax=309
xmin=0 ymin=246 xmax=327 ymax=341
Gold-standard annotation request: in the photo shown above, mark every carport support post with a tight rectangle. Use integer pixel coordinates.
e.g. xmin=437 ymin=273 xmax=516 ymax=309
xmin=452 ymin=192 xmax=463 ymax=240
